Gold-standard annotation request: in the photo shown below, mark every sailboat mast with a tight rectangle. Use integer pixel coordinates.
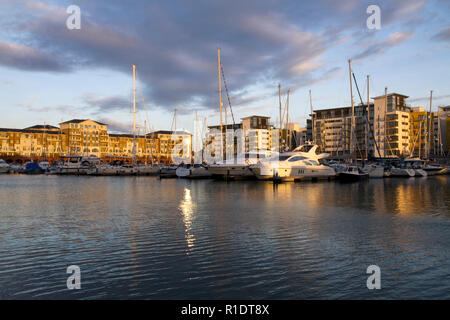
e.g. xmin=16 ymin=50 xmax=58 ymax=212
xmin=309 ymin=90 xmax=314 ymax=144
xmin=218 ymin=48 xmax=223 ymax=133
xmin=428 ymin=90 xmax=433 ymax=159
xmin=384 ymin=87 xmax=388 ymax=158
xmin=144 ymin=120 xmax=147 ymax=165
xmin=174 ymin=108 xmax=177 ymax=133
xmin=419 ymin=120 xmax=422 ymax=159
xmin=132 ymin=64 xmax=137 ymax=165
xmin=43 ymin=122 xmax=46 ymax=161
xmin=279 ymin=83 xmax=282 ymax=152
xmin=348 ymin=59 xmax=355 ymax=160
xmin=366 ymin=76 xmax=370 ymax=160
xmin=286 ymin=89 xmax=290 ymax=149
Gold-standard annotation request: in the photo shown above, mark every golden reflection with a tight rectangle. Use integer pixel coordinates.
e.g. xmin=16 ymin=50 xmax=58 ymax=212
xmin=179 ymin=187 xmax=196 ymax=254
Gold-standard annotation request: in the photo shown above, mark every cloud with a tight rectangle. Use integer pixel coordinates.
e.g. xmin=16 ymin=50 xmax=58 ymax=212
xmin=0 ymin=40 xmax=68 ymax=72
xmin=96 ymin=117 xmax=131 ymax=133
xmin=352 ymin=32 xmax=414 ymax=61
xmin=82 ymin=94 xmax=131 ymax=114
xmin=0 ymin=0 xmax=428 ymax=115
xmin=432 ymin=26 xmax=450 ymax=41
xmin=408 ymin=94 xmax=450 ymax=103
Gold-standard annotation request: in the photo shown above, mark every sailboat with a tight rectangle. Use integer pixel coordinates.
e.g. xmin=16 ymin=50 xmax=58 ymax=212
xmin=176 ymin=112 xmax=211 ymax=178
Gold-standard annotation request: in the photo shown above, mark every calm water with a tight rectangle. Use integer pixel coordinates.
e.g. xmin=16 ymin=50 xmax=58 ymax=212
xmin=0 ymin=174 xmax=449 ymax=299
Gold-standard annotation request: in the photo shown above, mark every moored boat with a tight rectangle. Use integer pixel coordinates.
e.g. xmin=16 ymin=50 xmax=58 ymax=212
xmin=0 ymin=159 xmax=10 ymax=173
xmin=207 ymin=150 xmax=274 ymax=180
xmin=56 ymin=155 xmax=101 ymax=175
xmin=23 ymin=162 xmax=44 ymax=175
xmin=362 ymin=164 xmax=385 ymax=178
xmin=251 ymin=145 xmax=335 ymax=182
xmin=176 ymin=163 xmax=212 ymax=179
xmin=160 ymin=165 xmax=178 ymax=178
xmin=338 ymin=166 xmax=369 ymax=181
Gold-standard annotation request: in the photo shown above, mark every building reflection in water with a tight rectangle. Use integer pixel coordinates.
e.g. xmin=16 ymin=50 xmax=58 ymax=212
xmin=179 ymin=187 xmax=196 ymax=254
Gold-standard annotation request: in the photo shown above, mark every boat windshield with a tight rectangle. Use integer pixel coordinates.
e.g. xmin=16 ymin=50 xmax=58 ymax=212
xmin=288 ymin=156 xmax=307 ymax=162
xmin=278 ymin=155 xmax=292 ymax=161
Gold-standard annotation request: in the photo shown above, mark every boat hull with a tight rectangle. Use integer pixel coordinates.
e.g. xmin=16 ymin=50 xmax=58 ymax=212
xmin=251 ymin=165 xmax=336 ymax=182
xmin=207 ymin=165 xmax=255 ymax=180
xmin=338 ymin=172 xmax=369 ymax=181
xmin=390 ymin=168 xmax=415 ymax=177
xmin=0 ymin=167 xmax=10 ymax=174
xmin=176 ymin=167 xmax=212 ymax=179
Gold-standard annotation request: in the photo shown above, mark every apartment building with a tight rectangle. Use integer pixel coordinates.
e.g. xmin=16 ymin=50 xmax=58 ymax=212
xmin=372 ymin=93 xmax=411 ymax=158
xmin=312 ymin=104 xmax=374 ymax=157
xmin=0 ymin=119 xmax=192 ymax=163
xmin=310 ymin=93 xmax=449 ymax=159
xmin=206 ymin=115 xmax=276 ymax=158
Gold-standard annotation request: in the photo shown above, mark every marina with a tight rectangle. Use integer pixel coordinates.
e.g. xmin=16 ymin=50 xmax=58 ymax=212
xmin=1 ymin=0 xmax=450 ymax=304
xmin=1 ymin=174 xmax=449 ymax=299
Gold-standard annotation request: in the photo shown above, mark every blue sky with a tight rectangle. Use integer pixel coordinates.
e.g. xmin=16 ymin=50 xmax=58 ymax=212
xmin=0 ymin=0 xmax=449 ymax=133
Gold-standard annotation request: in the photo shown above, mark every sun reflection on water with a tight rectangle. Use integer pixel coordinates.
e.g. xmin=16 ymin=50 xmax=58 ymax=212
xmin=179 ymin=187 xmax=196 ymax=254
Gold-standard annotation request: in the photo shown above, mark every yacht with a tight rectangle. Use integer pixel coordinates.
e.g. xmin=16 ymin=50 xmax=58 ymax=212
xmin=135 ymin=164 xmax=161 ymax=176
xmin=160 ymin=165 xmax=179 ymax=178
xmin=176 ymin=163 xmax=212 ymax=179
xmin=56 ymin=155 xmax=101 ymax=175
xmin=390 ymin=161 xmax=415 ymax=177
xmin=403 ymin=158 xmax=427 ymax=177
xmin=38 ymin=161 xmax=51 ymax=173
xmin=361 ymin=164 xmax=385 ymax=178
xmin=207 ymin=150 xmax=274 ymax=180
xmin=250 ymin=145 xmax=335 ymax=182
xmin=338 ymin=166 xmax=369 ymax=181
xmin=423 ymin=163 xmax=446 ymax=176
xmin=23 ymin=162 xmax=44 ymax=174
xmin=0 ymin=159 xmax=10 ymax=174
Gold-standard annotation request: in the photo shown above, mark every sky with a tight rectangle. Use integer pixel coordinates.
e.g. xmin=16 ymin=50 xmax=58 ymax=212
xmin=0 ymin=0 xmax=449 ymax=134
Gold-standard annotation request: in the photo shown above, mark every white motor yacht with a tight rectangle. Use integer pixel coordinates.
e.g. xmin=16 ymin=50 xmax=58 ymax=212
xmin=250 ymin=145 xmax=335 ymax=182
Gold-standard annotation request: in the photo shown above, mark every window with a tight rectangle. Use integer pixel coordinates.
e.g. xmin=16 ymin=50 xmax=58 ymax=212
xmin=288 ymin=156 xmax=307 ymax=162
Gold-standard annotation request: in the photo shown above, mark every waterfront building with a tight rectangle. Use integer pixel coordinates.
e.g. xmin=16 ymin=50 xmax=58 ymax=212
xmin=312 ymin=103 xmax=374 ymax=157
xmin=60 ymin=119 xmax=109 ymax=157
xmin=0 ymin=119 xmax=192 ymax=164
xmin=372 ymin=93 xmax=411 ymax=158
xmin=409 ymin=107 xmax=433 ymax=158
xmin=206 ymin=115 xmax=277 ymax=158
xmin=309 ymin=93 xmax=450 ymax=159
xmin=0 ymin=125 xmax=64 ymax=161
xmin=433 ymin=106 xmax=450 ymax=156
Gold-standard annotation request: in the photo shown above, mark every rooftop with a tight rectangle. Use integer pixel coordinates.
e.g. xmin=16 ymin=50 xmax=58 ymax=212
xmin=241 ymin=115 xmax=271 ymax=120
xmin=372 ymin=93 xmax=409 ymax=99
xmin=24 ymin=124 xmax=59 ymax=130
xmin=60 ymin=119 xmax=107 ymax=126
